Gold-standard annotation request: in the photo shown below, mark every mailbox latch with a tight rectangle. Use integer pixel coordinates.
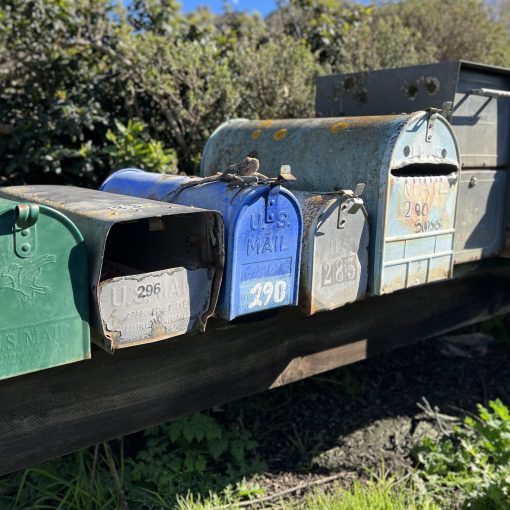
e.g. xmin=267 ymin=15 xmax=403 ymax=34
xmin=425 ymin=108 xmax=441 ymax=143
xmin=14 ymin=204 xmax=39 ymax=259
xmin=337 ymin=183 xmax=365 ymax=229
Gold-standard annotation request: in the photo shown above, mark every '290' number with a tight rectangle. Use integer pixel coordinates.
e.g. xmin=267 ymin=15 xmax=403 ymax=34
xmin=248 ymin=280 xmax=287 ymax=309
xmin=137 ymin=283 xmax=161 ymax=299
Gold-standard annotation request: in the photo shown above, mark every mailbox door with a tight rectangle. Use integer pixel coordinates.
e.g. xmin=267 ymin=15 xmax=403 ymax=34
xmin=98 ymin=266 xmax=214 ymax=346
xmin=0 ymin=201 xmax=90 ymax=379
xmin=377 ymin=115 xmax=460 ymax=294
xmin=454 ymin=169 xmax=507 ymax=263
xmin=228 ymin=187 xmax=302 ymax=319
xmin=455 ymin=67 xmax=510 ymax=168
xmin=309 ymin=197 xmax=368 ymax=314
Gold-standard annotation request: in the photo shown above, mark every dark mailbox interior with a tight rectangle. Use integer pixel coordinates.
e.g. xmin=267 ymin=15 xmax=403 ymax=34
xmin=100 ymin=213 xmax=212 ymax=281
xmin=390 ymin=163 xmax=458 ymax=177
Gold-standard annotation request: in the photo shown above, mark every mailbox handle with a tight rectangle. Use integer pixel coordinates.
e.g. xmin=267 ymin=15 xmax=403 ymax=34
xmin=469 ymin=88 xmax=510 ymax=99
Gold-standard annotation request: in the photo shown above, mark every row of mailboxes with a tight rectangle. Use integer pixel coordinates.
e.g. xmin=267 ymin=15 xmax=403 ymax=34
xmin=0 ymin=103 xmax=486 ymax=379
xmin=315 ymin=61 xmax=510 ymax=263
xmin=0 ymin=175 xmax=370 ymax=379
xmin=200 ymin=111 xmax=461 ymax=295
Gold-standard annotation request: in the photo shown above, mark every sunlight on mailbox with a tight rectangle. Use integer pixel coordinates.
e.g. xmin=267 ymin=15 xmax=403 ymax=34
xmin=315 ymin=61 xmax=510 ymax=263
xmin=293 ymin=189 xmax=369 ymax=315
xmin=0 ymin=199 xmax=89 ymax=379
xmin=101 ymin=168 xmax=303 ymax=321
xmin=0 ymin=186 xmax=224 ymax=351
xmin=200 ymin=112 xmax=460 ymax=295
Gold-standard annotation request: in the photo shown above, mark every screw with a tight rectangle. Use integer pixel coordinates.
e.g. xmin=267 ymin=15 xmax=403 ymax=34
xmin=21 ymin=229 xmax=30 ymax=237
xmin=403 ymin=145 xmax=410 ymax=157
xmin=21 ymin=243 xmax=30 ymax=252
xmin=269 ymin=199 xmax=275 ymax=206
xmin=268 ymin=213 xmax=274 ymax=221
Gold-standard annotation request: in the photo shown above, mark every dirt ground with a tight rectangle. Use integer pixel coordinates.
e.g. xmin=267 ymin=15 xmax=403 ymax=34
xmin=223 ymin=323 xmax=510 ymax=496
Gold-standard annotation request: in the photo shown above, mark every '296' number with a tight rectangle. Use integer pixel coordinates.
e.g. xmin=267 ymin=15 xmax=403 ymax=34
xmin=248 ymin=280 xmax=287 ymax=309
xmin=137 ymin=283 xmax=161 ymax=299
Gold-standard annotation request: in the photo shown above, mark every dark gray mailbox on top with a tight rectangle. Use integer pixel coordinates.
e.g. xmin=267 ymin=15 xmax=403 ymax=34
xmin=315 ymin=61 xmax=510 ymax=263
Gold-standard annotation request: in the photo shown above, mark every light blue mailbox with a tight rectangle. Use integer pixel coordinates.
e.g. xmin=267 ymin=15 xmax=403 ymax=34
xmin=101 ymin=168 xmax=303 ymax=320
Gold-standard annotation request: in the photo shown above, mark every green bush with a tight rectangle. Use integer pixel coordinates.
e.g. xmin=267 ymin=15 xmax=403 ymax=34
xmin=130 ymin=412 xmax=265 ymax=502
xmin=104 ymin=119 xmax=178 ymax=174
xmin=0 ymin=0 xmax=508 ymax=187
xmin=414 ymin=399 xmax=510 ymax=509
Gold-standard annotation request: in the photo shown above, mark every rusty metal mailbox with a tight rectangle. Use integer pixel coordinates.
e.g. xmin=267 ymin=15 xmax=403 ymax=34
xmin=0 ymin=198 xmax=90 ymax=379
xmin=200 ymin=112 xmax=460 ymax=295
xmin=0 ymin=186 xmax=224 ymax=351
xmin=101 ymin=168 xmax=303 ymax=320
xmin=293 ymin=190 xmax=369 ymax=314
xmin=315 ymin=61 xmax=510 ymax=263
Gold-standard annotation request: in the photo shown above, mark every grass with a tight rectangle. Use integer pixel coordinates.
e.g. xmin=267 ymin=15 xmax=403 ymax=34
xmin=175 ymin=473 xmax=440 ymax=510
xmin=1 ymin=320 xmax=509 ymax=509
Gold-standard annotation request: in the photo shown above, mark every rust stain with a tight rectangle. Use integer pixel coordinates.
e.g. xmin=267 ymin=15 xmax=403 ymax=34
xmin=251 ymin=129 xmax=262 ymax=140
xmin=329 ymin=121 xmax=349 ymax=134
xmin=273 ymin=128 xmax=288 ymax=141
xmin=256 ymin=119 xmax=273 ymax=128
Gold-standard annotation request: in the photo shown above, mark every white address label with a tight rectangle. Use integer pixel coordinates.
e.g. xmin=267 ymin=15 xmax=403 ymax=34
xmin=98 ymin=267 xmax=212 ymax=344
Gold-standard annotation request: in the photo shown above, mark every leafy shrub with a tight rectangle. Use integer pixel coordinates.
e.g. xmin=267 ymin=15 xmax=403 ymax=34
xmin=130 ymin=412 xmax=265 ymax=502
xmin=1 ymin=0 xmax=508 ymax=188
xmin=414 ymin=399 xmax=510 ymax=509
xmin=104 ymin=119 xmax=178 ymax=174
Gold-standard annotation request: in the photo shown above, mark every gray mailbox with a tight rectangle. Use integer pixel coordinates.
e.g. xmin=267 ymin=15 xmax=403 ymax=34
xmin=293 ymin=190 xmax=369 ymax=314
xmin=315 ymin=61 xmax=510 ymax=263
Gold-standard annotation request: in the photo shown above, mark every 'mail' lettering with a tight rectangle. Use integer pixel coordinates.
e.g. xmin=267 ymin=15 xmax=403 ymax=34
xmin=246 ymin=235 xmax=288 ymax=256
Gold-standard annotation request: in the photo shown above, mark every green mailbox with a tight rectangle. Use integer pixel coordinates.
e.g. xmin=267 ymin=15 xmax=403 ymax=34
xmin=0 ymin=199 xmax=90 ymax=379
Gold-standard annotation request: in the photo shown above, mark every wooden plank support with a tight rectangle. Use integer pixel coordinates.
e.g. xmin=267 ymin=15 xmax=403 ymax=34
xmin=1 ymin=259 xmax=510 ymax=475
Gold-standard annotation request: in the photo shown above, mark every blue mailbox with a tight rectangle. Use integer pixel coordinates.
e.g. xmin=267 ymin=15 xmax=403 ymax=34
xmin=101 ymin=168 xmax=303 ymax=320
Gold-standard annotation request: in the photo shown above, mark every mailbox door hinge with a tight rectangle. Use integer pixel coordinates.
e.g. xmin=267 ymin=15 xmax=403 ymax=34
xmin=266 ymin=185 xmax=280 ymax=223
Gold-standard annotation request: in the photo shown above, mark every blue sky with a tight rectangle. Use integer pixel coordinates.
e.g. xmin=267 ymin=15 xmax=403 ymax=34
xmin=181 ymin=0 xmax=277 ymax=16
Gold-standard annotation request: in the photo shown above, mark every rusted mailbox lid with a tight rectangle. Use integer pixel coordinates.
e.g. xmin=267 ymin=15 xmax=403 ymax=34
xmin=0 ymin=199 xmax=90 ymax=379
xmin=101 ymin=169 xmax=303 ymax=321
xmin=0 ymin=186 xmax=224 ymax=351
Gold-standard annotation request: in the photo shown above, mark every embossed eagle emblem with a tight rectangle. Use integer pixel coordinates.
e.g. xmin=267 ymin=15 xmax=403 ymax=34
xmin=0 ymin=254 xmax=56 ymax=302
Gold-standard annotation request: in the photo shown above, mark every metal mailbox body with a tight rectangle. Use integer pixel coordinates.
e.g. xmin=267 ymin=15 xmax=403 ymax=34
xmin=0 ymin=198 xmax=90 ymax=379
xmin=0 ymin=186 xmax=224 ymax=351
xmin=200 ymin=113 xmax=460 ymax=295
xmin=293 ymin=191 xmax=369 ymax=314
xmin=101 ymin=169 xmax=303 ymax=320
xmin=315 ymin=61 xmax=510 ymax=263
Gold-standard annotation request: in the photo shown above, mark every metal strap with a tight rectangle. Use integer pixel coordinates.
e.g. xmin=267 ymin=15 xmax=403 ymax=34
xmin=469 ymin=88 xmax=510 ymax=99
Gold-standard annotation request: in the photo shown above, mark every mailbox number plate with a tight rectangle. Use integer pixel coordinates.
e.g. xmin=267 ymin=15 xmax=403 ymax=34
xmin=239 ymin=257 xmax=293 ymax=314
xmin=99 ymin=267 xmax=211 ymax=344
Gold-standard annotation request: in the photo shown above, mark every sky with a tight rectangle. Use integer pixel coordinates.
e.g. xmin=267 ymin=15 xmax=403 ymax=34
xmin=181 ymin=0 xmax=277 ymax=16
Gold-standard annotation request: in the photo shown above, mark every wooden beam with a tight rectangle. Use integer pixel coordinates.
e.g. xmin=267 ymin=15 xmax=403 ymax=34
xmin=1 ymin=260 xmax=509 ymax=475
